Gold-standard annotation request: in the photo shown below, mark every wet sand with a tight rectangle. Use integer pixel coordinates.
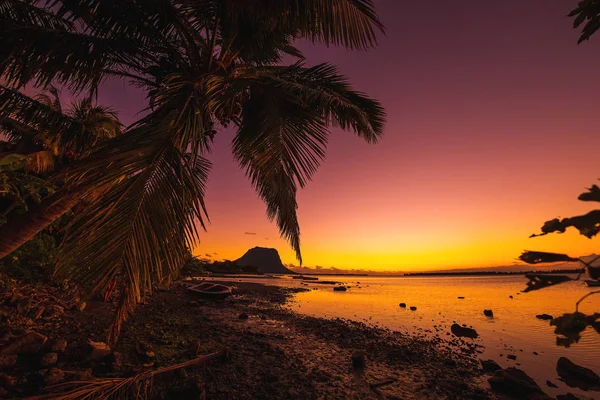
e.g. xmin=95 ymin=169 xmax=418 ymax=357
xmin=2 ymin=280 xmax=493 ymax=399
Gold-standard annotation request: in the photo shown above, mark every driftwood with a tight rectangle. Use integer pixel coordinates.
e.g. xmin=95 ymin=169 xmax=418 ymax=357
xmin=370 ymin=379 xmax=396 ymax=390
xmin=25 ymin=349 xmax=229 ymax=400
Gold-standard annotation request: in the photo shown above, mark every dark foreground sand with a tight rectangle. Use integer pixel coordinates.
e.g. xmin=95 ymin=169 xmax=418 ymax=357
xmin=2 ymin=280 xmax=494 ymax=399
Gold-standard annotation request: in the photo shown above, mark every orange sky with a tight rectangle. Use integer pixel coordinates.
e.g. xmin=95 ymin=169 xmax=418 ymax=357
xmin=189 ymin=1 xmax=600 ymax=271
xmin=89 ymin=1 xmax=600 ymax=271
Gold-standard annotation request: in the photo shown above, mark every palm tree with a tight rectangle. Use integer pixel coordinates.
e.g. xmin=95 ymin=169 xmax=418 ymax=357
xmin=0 ymin=0 xmax=386 ymax=341
xmin=0 ymin=87 xmax=122 ymax=221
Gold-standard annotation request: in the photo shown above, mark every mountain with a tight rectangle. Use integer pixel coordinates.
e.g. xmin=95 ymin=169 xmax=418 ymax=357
xmin=235 ymin=247 xmax=295 ymax=274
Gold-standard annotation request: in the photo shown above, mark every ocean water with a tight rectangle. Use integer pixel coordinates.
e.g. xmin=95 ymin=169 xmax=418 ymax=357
xmin=208 ymin=274 xmax=599 ymax=398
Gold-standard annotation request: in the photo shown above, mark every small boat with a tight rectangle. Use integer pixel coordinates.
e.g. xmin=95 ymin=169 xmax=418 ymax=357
xmin=188 ymin=282 xmax=232 ymax=300
xmin=585 ymin=280 xmax=600 ymax=287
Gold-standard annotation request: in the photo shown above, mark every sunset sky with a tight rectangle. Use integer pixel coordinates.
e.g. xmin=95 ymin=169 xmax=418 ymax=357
xmin=96 ymin=0 xmax=600 ymax=271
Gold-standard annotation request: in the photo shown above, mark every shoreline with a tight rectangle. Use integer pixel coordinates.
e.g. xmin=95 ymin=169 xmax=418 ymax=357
xmin=1 ymin=280 xmax=500 ymax=399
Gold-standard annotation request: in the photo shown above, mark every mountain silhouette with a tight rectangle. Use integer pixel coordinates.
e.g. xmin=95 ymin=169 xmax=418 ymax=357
xmin=235 ymin=247 xmax=295 ymax=274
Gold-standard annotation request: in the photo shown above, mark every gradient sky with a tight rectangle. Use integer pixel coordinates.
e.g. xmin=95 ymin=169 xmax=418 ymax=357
xmin=94 ymin=0 xmax=600 ymax=271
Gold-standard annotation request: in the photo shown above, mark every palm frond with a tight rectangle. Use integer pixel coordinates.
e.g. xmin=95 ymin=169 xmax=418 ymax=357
xmin=0 ymin=0 xmax=74 ymax=31
xmin=233 ymin=87 xmax=331 ymax=262
xmin=240 ymin=62 xmax=385 ymax=142
xmin=56 ymin=142 xmax=210 ymax=342
xmin=25 ymin=150 xmax=56 ymax=173
xmin=218 ymin=0 xmax=384 ymax=51
xmin=0 ymin=20 xmax=149 ymax=91
xmin=0 ymin=85 xmax=78 ymax=139
xmin=569 ymin=0 xmax=600 ymax=43
xmin=519 ymin=251 xmax=580 ymax=264
xmin=25 ymin=349 xmax=228 ymax=400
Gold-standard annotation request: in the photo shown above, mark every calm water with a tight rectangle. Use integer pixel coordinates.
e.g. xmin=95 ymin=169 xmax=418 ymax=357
xmin=208 ymin=274 xmax=599 ymax=397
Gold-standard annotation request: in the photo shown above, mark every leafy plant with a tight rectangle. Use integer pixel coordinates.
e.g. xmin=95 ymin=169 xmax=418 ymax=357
xmin=520 ymin=184 xmax=600 ymax=346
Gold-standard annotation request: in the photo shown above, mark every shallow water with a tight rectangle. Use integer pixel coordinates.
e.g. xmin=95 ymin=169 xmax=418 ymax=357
xmin=206 ymin=274 xmax=599 ymax=398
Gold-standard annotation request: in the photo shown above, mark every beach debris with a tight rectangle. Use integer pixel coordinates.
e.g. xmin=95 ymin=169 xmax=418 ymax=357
xmin=507 ymin=355 xmax=517 ymax=361
xmin=333 ymin=286 xmax=347 ymax=292
xmin=34 ymin=350 xmax=227 ymax=399
xmin=351 ymin=351 xmax=366 ymax=370
xmin=481 ymin=359 xmax=501 ymax=374
xmin=488 ymin=367 xmax=549 ymax=399
xmin=0 ymin=332 xmax=47 ymax=355
xmin=536 ymin=314 xmax=553 ymax=321
xmin=556 ymin=356 xmax=600 ymax=391
xmin=546 ymin=380 xmax=558 ymax=388
xmin=451 ymin=324 xmax=478 ymax=339
xmin=399 ymin=303 xmax=406 ymax=308
xmin=409 ymin=306 xmax=417 ymax=311
xmin=86 ymin=340 xmax=111 ymax=361
xmin=483 ymin=310 xmax=494 ymax=317
xmin=238 ymin=313 xmax=249 ymax=320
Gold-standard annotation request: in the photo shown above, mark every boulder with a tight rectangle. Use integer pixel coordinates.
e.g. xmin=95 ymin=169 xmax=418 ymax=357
xmin=44 ymin=368 xmax=66 ymax=386
xmin=0 ymin=332 xmax=47 ymax=355
xmin=536 ymin=314 xmax=553 ymax=321
xmin=409 ymin=306 xmax=417 ymax=311
xmin=49 ymin=338 xmax=67 ymax=353
xmin=351 ymin=351 xmax=366 ymax=370
xmin=86 ymin=341 xmax=111 ymax=361
xmin=0 ymin=373 xmax=17 ymax=389
xmin=0 ymin=355 xmax=17 ymax=371
xmin=399 ymin=303 xmax=406 ymax=308
xmin=546 ymin=380 xmax=558 ymax=388
xmin=238 ymin=313 xmax=249 ymax=320
xmin=556 ymin=357 xmax=600 ymax=391
xmin=40 ymin=352 xmax=58 ymax=367
xmin=483 ymin=309 xmax=494 ymax=317
xmin=507 ymin=355 xmax=517 ymax=360
xmin=333 ymin=286 xmax=347 ymax=292
xmin=481 ymin=359 xmax=501 ymax=374
xmin=451 ymin=324 xmax=478 ymax=339
xmin=109 ymin=352 xmax=123 ymax=372
xmin=457 ymin=296 xmax=465 ymax=299
xmin=488 ymin=368 xmax=550 ymax=399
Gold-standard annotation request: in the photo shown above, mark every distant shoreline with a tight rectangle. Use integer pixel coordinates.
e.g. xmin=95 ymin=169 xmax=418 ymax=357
xmin=205 ymin=268 xmax=584 ymax=278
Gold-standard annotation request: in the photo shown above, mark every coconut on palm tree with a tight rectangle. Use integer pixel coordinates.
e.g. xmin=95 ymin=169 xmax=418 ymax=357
xmin=0 ymin=0 xmax=386 ymax=341
xmin=0 ymin=87 xmax=122 ymax=222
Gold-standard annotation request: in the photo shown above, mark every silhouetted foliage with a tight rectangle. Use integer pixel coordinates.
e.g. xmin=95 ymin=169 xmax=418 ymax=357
xmin=569 ymin=0 xmax=600 ymax=43
xmin=522 ymin=181 xmax=600 ymax=347
xmin=551 ymin=312 xmax=600 ymax=347
xmin=0 ymin=0 xmax=386 ymax=342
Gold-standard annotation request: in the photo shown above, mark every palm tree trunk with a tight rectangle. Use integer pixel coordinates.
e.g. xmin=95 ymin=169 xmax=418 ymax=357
xmin=0 ymin=185 xmax=88 ymax=258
